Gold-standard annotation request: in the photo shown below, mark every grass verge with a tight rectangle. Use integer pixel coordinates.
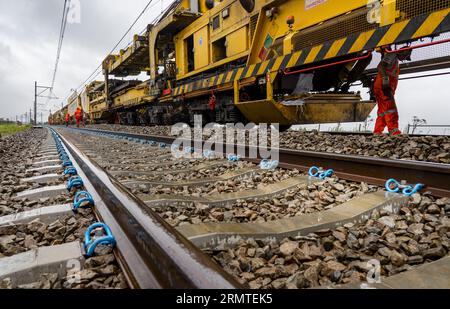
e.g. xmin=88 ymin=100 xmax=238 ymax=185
xmin=0 ymin=124 xmax=32 ymax=137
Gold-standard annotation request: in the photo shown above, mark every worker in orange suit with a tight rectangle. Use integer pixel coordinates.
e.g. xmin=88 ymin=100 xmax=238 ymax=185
xmin=373 ymin=46 xmax=412 ymax=136
xmin=65 ymin=113 xmax=70 ymax=127
xmin=74 ymin=107 xmax=83 ymax=128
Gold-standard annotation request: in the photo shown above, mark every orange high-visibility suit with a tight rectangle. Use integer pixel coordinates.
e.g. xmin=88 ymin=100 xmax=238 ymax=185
xmin=374 ymin=52 xmax=401 ymax=135
xmin=65 ymin=113 xmax=70 ymax=127
xmin=75 ymin=107 xmax=83 ymax=128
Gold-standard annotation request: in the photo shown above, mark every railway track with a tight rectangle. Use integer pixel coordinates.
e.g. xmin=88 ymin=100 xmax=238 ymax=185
xmin=0 ymin=129 xmax=128 ymax=289
xmin=88 ymin=124 xmax=450 ymax=164
xmin=1 ymin=126 xmax=450 ymax=289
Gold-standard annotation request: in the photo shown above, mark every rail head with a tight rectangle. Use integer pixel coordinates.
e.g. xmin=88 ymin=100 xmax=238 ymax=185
xmin=76 ymin=127 xmax=450 ymax=198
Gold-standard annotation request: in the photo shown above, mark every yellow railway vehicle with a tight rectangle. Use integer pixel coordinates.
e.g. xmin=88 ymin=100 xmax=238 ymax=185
xmin=85 ymin=81 xmax=108 ymax=122
xmin=55 ymin=0 xmax=450 ymax=128
xmin=51 ymin=105 xmax=68 ymax=125
xmin=67 ymin=91 xmax=81 ymax=117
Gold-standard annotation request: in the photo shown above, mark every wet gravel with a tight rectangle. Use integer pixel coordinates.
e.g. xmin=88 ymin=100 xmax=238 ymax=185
xmin=133 ymin=168 xmax=303 ymax=197
xmin=155 ymin=178 xmax=378 ymax=227
xmin=0 ymin=128 xmax=129 ymax=289
xmin=88 ymin=125 xmax=450 ymax=164
xmin=115 ymin=161 xmax=254 ymax=182
xmin=208 ymin=194 xmax=450 ymax=289
xmin=0 ymin=207 xmax=127 ymax=289
xmin=56 ymin=130 xmax=303 ymax=197
xmin=0 ymin=128 xmax=56 ymax=216
xmin=89 ymin=124 xmax=171 ymax=136
xmin=282 ymin=131 xmax=450 ymax=163
xmin=106 ymin=158 xmax=211 ymax=172
xmin=0 ymin=209 xmax=93 ymax=257
xmin=2 ymin=195 xmax=73 ymax=217
xmin=52 ymin=127 xmax=450 ymax=289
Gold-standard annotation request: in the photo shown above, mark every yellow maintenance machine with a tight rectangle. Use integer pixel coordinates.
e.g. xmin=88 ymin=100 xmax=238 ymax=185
xmin=52 ymin=0 xmax=450 ymax=129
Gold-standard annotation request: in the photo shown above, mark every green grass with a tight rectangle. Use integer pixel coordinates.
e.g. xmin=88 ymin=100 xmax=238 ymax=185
xmin=0 ymin=123 xmax=32 ymax=137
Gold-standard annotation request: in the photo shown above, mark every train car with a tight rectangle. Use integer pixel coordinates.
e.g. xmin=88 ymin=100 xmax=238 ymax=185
xmin=83 ymin=0 xmax=450 ymax=129
xmin=83 ymin=81 xmax=107 ymax=123
xmin=67 ymin=91 xmax=80 ymax=118
xmin=51 ymin=105 xmax=69 ymax=125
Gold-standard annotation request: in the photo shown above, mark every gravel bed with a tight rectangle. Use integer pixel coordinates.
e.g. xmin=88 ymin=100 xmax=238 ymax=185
xmin=208 ymin=194 xmax=450 ymax=289
xmin=88 ymin=124 xmax=171 ymax=136
xmin=87 ymin=125 xmax=450 ymax=164
xmin=2 ymin=195 xmax=73 ymax=217
xmin=0 ymin=209 xmax=94 ymax=257
xmin=0 ymin=128 xmax=58 ymax=216
xmin=132 ymin=168 xmax=303 ymax=197
xmin=103 ymin=158 xmax=207 ymax=172
xmin=155 ymin=178 xmax=378 ymax=227
xmin=57 ymin=130 xmax=183 ymax=168
xmin=0 ymin=208 xmax=127 ymax=289
xmin=0 ymin=253 xmax=128 ymax=289
xmin=1 ymin=129 xmax=129 ymax=289
xmin=0 ymin=208 xmax=126 ymax=289
xmin=115 ymin=161 xmax=254 ymax=182
xmin=282 ymin=131 xmax=450 ymax=163
xmin=89 ymin=145 xmax=169 ymax=160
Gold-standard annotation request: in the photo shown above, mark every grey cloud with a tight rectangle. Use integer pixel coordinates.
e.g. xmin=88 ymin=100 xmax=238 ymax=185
xmin=0 ymin=0 xmax=159 ymax=119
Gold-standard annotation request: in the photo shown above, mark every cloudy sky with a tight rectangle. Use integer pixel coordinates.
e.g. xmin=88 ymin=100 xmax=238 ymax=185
xmin=0 ymin=0 xmax=173 ymax=121
xmin=0 ymin=0 xmax=449 ymax=133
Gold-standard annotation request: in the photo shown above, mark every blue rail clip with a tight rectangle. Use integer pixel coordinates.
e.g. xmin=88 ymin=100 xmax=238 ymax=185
xmin=203 ymin=150 xmax=215 ymax=159
xmin=385 ymin=179 xmax=425 ymax=196
xmin=62 ymin=160 xmax=73 ymax=168
xmin=309 ymin=166 xmax=334 ymax=180
xmin=67 ymin=176 xmax=84 ymax=191
xmin=260 ymin=159 xmax=279 ymax=170
xmin=84 ymin=222 xmax=116 ymax=257
xmin=73 ymin=191 xmax=95 ymax=212
xmin=64 ymin=167 xmax=78 ymax=176
xmin=227 ymin=154 xmax=241 ymax=162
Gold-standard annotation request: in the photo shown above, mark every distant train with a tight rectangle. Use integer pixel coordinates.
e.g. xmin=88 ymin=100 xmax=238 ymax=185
xmin=50 ymin=0 xmax=450 ymax=131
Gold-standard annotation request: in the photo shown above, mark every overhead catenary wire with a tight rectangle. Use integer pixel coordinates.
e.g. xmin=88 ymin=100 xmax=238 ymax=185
xmin=67 ymin=0 xmax=172 ymax=100
xmin=47 ymin=0 xmax=71 ymax=105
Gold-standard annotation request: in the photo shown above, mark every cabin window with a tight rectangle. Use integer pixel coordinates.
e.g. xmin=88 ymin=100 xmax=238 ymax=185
xmin=185 ymin=35 xmax=194 ymax=72
xmin=212 ymin=15 xmax=220 ymax=31
xmin=212 ymin=37 xmax=227 ymax=62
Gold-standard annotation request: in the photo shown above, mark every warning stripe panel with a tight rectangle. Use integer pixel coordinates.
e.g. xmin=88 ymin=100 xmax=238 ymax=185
xmin=378 ymin=21 xmax=408 ymax=47
xmin=418 ymin=9 xmax=450 ymax=38
xmin=172 ymin=9 xmax=450 ymax=97
xmin=257 ymin=61 xmax=270 ymax=75
xmin=325 ymin=38 xmax=345 ymax=59
xmin=305 ymin=45 xmax=322 ymax=64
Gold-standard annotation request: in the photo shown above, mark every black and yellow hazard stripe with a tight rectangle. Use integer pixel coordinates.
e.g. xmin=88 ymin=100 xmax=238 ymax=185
xmin=171 ymin=8 xmax=450 ymax=97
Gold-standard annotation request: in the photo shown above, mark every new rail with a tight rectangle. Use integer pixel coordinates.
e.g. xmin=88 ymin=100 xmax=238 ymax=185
xmin=55 ymin=129 xmax=241 ymax=289
xmin=73 ymin=127 xmax=450 ymax=198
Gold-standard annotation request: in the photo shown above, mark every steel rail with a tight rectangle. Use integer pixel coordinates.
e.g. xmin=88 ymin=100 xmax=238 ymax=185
xmin=291 ymin=131 xmax=449 ymax=137
xmin=55 ymin=129 xmax=241 ymax=289
xmin=73 ymin=127 xmax=450 ymax=198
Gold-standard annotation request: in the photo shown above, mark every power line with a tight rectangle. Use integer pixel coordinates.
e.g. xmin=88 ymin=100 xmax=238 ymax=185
xmin=68 ymin=0 xmax=161 ymax=98
xmin=47 ymin=0 xmax=71 ymax=104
